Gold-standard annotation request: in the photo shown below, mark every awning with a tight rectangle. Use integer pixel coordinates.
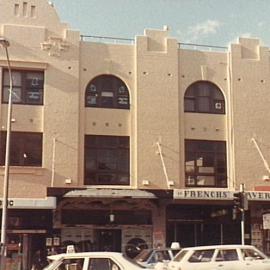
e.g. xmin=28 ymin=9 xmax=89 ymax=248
xmin=63 ymin=188 xmax=157 ymax=199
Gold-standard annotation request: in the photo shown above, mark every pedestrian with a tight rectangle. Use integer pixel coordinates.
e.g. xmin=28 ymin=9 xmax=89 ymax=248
xmin=31 ymin=250 xmax=47 ymax=270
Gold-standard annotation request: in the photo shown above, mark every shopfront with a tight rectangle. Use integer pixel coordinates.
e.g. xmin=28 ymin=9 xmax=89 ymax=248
xmin=170 ymin=189 xmax=251 ymax=248
xmin=0 ymin=197 xmax=56 ymax=270
xmin=51 ymin=188 xmax=162 ymax=258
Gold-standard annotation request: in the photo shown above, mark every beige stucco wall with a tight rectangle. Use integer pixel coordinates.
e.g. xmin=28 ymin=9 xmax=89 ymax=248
xmin=0 ymin=0 xmax=80 ymax=197
xmin=230 ymin=38 xmax=270 ymax=190
xmin=0 ymin=0 xmax=270 ymax=199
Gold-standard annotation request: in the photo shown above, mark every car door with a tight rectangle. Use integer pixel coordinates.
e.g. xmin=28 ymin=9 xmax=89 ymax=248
xmin=211 ymin=248 xmax=244 ymax=270
xmin=184 ymin=248 xmax=216 ymax=270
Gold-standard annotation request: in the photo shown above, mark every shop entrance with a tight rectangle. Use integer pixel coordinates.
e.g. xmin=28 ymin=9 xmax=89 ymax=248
xmin=94 ymin=229 xmax=121 ymax=252
xmin=166 ymin=204 xmax=244 ymax=247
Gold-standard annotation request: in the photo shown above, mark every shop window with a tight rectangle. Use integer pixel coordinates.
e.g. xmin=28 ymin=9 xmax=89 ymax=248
xmin=185 ymin=140 xmax=227 ymax=187
xmin=184 ymin=81 xmax=225 ymax=114
xmin=84 ymin=135 xmax=130 ymax=185
xmin=0 ymin=132 xmax=42 ymax=166
xmin=2 ymin=70 xmax=44 ymax=105
xmin=85 ymin=75 xmax=130 ymax=109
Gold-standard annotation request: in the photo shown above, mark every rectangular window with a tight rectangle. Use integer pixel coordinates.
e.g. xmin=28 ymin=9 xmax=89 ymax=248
xmin=84 ymin=135 xmax=130 ymax=185
xmin=0 ymin=132 xmax=42 ymax=166
xmin=2 ymin=70 xmax=44 ymax=105
xmin=185 ymin=140 xmax=227 ymax=187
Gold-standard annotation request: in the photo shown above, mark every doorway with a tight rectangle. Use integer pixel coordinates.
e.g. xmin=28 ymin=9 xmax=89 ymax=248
xmin=94 ymin=229 xmax=121 ymax=252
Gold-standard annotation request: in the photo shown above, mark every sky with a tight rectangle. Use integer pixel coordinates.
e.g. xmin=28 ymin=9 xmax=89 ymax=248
xmin=52 ymin=0 xmax=270 ymax=47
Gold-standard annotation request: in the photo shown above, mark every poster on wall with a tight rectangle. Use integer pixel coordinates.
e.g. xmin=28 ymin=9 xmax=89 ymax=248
xmin=263 ymin=213 xmax=270 ymax=229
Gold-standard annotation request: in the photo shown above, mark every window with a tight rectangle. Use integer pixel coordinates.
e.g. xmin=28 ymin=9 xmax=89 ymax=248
xmin=2 ymin=70 xmax=44 ymax=105
xmin=0 ymin=132 xmax=42 ymax=166
xmin=241 ymin=248 xmax=265 ymax=260
xmin=188 ymin=249 xmax=215 ymax=263
xmin=55 ymin=258 xmax=84 ymax=270
xmin=88 ymin=258 xmax=120 ymax=270
xmin=184 ymin=81 xmax=225 ymax=114
xmin=85 ymin=75 xmax=130 ymax=109
xmin=215 ymin=249 xmax=238 ymax=261
xmin=185 ymin=140 xmax=227 ymax=187
xmin=85 ymin=135 xmax=130 ymax=185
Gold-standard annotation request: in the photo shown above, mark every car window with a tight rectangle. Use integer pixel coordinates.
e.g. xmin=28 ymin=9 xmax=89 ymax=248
xmin=149 ymin=251 xmax=171 ymax=263
xmin=135 ymin=250 xmax=153 ymax=262
xmin=55 ymin=258 xmax=84 ymax=270
xmin=88 ymin=258 xmax=120 ymax=270
xmin=241 ymin=248 xmax=266 ymax=260
xmin=174 ymin=250 xmax=188 ymax=262
xmin=188 ymin=249 xmax=214 ymax=263
xmin=215 ymin=249 xmax=238 ymax=262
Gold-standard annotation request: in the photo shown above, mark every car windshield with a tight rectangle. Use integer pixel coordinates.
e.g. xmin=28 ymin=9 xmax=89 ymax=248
xmin=173 ymin=250 xmax=188 ymax=262
xmin=134 ymin=250 xmax=153 ymax=262
xmin=42 ymin=259 xmax=59 ymax=270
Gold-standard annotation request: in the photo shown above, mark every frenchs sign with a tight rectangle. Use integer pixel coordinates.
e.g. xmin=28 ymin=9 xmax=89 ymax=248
xmin=174 ymin=189 xmax=270 ymax=201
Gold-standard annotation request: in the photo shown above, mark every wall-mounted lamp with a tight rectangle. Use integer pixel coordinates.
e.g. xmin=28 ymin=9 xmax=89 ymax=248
xmin=142 ymin=180 xmax=150 ymax=186
xmin=109 ymin=213 xmax=115 ymax=223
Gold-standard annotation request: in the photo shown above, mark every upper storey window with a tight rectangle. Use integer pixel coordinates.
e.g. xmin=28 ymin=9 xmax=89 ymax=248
xmin=85 ymin=75 xmax=130 ymax=109
xmin=184 ymin=81 xmax=225 ymax=114
xmin=2 ymin=70 xmax=44 ymax=105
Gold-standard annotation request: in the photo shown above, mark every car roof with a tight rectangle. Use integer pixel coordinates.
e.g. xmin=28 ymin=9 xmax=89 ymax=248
xmin=181 ymin=245 xmax=256 ymax=251
xmin=48 ymin=252 xmax=124 ymax=261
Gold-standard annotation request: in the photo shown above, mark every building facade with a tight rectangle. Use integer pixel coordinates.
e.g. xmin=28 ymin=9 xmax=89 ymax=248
xmin=1 ymin=0 xmax=270 ymax=269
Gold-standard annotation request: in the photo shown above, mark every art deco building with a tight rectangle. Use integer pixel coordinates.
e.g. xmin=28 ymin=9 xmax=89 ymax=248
xmin=0 ymin=0 xmax=270 ymax=269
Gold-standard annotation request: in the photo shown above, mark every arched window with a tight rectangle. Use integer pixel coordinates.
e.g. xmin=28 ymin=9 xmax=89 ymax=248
xmin=184 ymin=81 xmax=225 ymax=114
xmin=85 ymin=75 xmax=130 ymax=109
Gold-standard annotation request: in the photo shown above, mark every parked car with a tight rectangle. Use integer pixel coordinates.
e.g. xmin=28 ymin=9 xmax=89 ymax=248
xmin=43 ymin=251 xmax=146 ymax=270
xmin=158 ymin=244 xmax=270 ymax=270
xmin=134 ymin=245 xmax=181 ymax=268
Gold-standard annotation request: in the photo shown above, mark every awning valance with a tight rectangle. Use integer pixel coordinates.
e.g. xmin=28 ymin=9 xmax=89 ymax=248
xmin=63 ymin=188 xmax=157 ymax=199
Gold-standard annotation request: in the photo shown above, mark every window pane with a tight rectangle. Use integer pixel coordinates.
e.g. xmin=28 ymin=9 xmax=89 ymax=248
xmin=84 ymin=135 xmax=130 ymax=185
xmin=3 ymin=87 xmax=22 ymax=103
xmin=4 ymin=71 xmax=22 ymax=86
xmin=2 ymin=70 xmax=44 ymax=105
xmin=184 ymin=81 xmax=225 ymax=114
xmin=216 ymin=249 xmax=238 ymax=261
xmin=85 ymin=75 xmax=130 ymax=109
xmin=0 ymin=132 xmax=42 ymax=166
xmin=197 ymin=96 xmax=210 ymax=112
xmin=26 ymin=72 xmax=44 ymax=88
xmin=98 ymin=149 xmax=117 ymax=170
xmin=25 ymin=88 xmax=43 ymax=104
xmin=197 ymin=175 xmax=215 ymax=186
xmin=185 ymin=140 xmax=227 ymax=187
xmin=184 ymin=98 xmax=195 ymax=111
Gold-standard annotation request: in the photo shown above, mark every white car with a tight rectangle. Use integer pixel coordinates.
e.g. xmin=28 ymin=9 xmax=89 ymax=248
xmin=161 ymin=245 xmax=270 ymax=270
xmin=134 ymin=247 xmax=180 ymax=268
xmin=43 ymin=251 xmax=145 ymax=270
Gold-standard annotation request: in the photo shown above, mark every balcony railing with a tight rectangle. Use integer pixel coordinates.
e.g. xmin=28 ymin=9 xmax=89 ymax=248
xmin=80 ymin=35 xmax=134 ymax=44
xmin=179 ymin=42 xmax=227 ymax=52
xmin=80 ymin=35 xmax=228 ymax=52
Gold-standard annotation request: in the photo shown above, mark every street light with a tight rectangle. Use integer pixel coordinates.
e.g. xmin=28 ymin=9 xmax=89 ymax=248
xmin=0 ymin=37 xmax=12 ymax=269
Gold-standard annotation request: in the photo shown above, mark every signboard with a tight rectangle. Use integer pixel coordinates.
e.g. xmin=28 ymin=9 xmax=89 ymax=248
xmin=263 ymin=213 xmax=270 ymax=230
xmin=174 ymin=189 xmax=270 ymax=201
xmin=0 ymin=197 xmax=56 ymax=209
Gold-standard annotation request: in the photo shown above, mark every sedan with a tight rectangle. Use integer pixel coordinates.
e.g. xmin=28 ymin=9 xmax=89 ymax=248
xmin=163 ymin=244 xmax=270 ymax=270
xmin=43 ymin=251 xmax=146 ymax=270
xmin=134 ymin=248 xmax=180 ymax=268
